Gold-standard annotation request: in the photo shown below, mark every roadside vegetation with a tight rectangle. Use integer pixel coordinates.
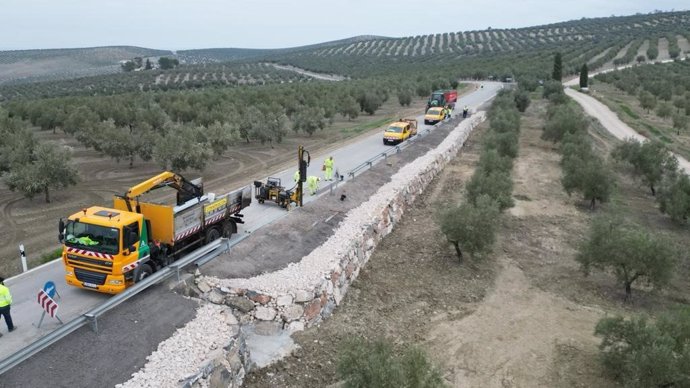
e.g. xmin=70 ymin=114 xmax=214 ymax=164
xmin=594 ymin=60 xmax=690 ymax=159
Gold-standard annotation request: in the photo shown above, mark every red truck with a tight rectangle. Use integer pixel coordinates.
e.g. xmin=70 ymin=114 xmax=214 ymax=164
xmin=427 ymin=89 xmax=458 ymax=110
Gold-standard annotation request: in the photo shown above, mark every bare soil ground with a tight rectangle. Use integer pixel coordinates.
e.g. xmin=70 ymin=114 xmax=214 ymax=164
xmin=244 ymin=99 xmax=690 ymax=387
xmin=0 ymin=96 xmax=431 ymax=277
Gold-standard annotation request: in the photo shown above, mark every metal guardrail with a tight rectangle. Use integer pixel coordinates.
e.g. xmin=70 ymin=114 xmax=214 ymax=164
xmin=0 ymin=238 xmax=232 ymax=376
xmin=0 ymin=115 xmax=459 ymax=375
xmin=347 ymin=126 xmax=433 ymax=180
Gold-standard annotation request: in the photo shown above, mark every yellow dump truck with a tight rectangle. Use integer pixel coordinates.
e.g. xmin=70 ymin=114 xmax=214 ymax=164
xmin=383 ymin=118 xmax=418 ymax=145
xmin=60 ymin=171 xmax=251 ymax=294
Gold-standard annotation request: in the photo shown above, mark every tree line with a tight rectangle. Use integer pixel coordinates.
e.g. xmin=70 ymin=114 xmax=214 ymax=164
xmin=438 ymin=89 xmax=528 ymax=261
xmin=0 ymin=74 xmax=462 ymax=202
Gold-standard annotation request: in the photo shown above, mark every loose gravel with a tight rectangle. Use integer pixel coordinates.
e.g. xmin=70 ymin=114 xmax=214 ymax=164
xmin=116 ymin=304 xmax=237 ymax=388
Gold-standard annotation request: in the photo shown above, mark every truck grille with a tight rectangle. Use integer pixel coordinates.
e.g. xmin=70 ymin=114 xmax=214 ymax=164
xmin=74 ymin=268 xmax=107 ymax=285
xmin=67 ymin=255 xmax=113 ymax=271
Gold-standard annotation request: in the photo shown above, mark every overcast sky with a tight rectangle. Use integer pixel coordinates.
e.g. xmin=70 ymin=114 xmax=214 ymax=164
xmin=1 ymin=0 xmax=687 ymax=51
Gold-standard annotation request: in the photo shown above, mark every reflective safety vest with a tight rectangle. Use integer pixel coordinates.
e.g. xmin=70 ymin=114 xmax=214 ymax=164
xmin=293 ymin=170 xmax=300 ymax=182
xmin=324 ymin=158 xmax=334 ymax=169
xmin=0 ymin=284 xmax=12 ymax=307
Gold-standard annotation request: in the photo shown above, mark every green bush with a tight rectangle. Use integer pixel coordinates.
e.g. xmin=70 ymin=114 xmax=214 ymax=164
xmin=337 ymin=338 xmax=446 ymax=388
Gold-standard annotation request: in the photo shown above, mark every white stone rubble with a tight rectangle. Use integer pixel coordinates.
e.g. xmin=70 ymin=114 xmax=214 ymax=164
xmin=116 ymin=304 xmax=237 ymax=388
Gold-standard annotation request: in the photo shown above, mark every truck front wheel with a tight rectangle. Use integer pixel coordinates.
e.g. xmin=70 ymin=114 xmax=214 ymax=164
xmin=137 ymin=263 xmax=153 ymax=282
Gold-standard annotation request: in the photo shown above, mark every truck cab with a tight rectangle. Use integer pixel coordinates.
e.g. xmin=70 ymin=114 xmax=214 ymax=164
xmin=62 ymin=207 xmax=149 ymax=294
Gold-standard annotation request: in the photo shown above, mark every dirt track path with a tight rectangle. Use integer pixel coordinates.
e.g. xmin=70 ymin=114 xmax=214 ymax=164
xmin=565 ymin=88 xmax=690 ymax=174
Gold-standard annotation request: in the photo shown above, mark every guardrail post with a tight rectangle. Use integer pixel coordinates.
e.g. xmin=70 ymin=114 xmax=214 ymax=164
xmin=348 ymin=171 xmax=355 ymax=181
xmin=396 ymin=146 xmax=401 ymax=154
xmin=382 ymin=152 xmax=387 ymax=160
xmin=85 ymin=313 xmax=98 ymax=334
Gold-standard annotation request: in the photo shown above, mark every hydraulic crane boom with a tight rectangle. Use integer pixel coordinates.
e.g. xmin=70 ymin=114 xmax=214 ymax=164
xmin=121 ymin=171 xmax=203 ymax=211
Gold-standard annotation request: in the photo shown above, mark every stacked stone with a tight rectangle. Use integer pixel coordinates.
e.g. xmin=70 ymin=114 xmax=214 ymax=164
xmin=116 ymin=304 xmax=248 ymax=388
xmin=205 ymin=112 xmax=487 ymax=329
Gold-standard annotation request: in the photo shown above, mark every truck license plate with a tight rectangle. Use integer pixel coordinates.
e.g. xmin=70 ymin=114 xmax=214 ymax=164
xmin=83 ymin=282 xmax=98 ymax=289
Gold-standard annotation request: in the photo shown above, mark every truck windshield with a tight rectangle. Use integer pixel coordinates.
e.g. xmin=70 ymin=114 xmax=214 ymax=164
xmin=386 ymin=126 xmax=403 ymax=133
xmin=64 ymin=221 xmax=120 ymax=254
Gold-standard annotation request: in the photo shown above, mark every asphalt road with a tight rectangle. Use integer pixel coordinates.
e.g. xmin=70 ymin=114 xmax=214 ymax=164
xmin=0 ymin=82 xmax=503 ymax=380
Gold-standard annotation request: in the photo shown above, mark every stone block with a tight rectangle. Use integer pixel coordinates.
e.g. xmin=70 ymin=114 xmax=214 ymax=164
xmin=254 ymin=306 xmax=277 ymax=321
xmin=304 ymin=299 xmax=321 ymax=321
xmin=276 ymin=295 xmax=293 ymax=306
xmin=225 ymin=296 xmax=256 ymax=313
xmin=246 ymin=290 xmax=271 ymax=305
xmin=321 ymin=300 xmax=336 ymax=319
xmin=281 ymin=304 xmax=304 ymax=322
xmin=287 ymin=321 xmax=305 ymax=334
xmin=207 ymin=289 xmax=225 ymax=304
xmin=196 ymin=280 xmax=212 ymax=293
xmin=294 ymin=289 xmax=314 ymax=303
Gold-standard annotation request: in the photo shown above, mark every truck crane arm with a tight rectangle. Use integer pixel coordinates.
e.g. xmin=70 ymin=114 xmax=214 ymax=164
xmin=121 ymin=171 xmax=204 ymax=211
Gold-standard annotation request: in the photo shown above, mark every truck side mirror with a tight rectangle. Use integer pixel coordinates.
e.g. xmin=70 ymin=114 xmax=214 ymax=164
xmin=58 ymin=218 xmax=65 ymax=243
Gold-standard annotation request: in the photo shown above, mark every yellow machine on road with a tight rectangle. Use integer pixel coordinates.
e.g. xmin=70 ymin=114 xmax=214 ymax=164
xmin=383 ymin=118 xmax=418 ymax=145
xmin=253 ymin=177 xmax=300 ymax=210
xmin=60 ymin=171 xmax=251 ymax=294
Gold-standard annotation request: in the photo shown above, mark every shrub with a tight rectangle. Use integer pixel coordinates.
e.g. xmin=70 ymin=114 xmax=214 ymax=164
xmin=337 ymin=338 xmax=446 ymax=388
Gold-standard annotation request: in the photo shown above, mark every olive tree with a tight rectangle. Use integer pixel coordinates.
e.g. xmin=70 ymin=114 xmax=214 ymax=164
xmin=595 ymin=308 xmax=690 ymax=387
xmin=611 ymin=139 xmax=678 ymax=196
xmin=5 ymin=143 xmax=79 ymax=203
xmin=577 ymin=216 xmax=676 ymax=300
xmin=438 ymin=195 xmax=500 ymax=262
xmin=562 ymin=154 xmax=613 ymax=210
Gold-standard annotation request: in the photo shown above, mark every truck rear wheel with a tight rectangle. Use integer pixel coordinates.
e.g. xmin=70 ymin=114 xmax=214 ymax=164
xmin=206 ymin=227 xmax=221 ymax=243
xmin=222 ymin=220 xmax=237 ymax=237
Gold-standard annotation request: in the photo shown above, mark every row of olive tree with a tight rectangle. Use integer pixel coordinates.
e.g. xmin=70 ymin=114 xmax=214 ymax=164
xmin=438 ymin=90 xmax=526 ymax=262
xmin=542 ymin=85 xmax=613 ymax=209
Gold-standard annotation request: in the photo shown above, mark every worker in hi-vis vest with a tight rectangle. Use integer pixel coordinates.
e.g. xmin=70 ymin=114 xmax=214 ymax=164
xmin=306 ymin=176 xmax=320 ymax=195
xmin=323 ymin=156 xmax=334 ymax=181
xmin=0 ymin=277 xmax=15 ymax=336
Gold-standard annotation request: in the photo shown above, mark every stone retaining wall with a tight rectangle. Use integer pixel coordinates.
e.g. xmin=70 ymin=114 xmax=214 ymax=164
xmin=119 ymin=113 xmax=486 ymax=388
xmin=199 ymin=112 xmax=486 ymax=331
